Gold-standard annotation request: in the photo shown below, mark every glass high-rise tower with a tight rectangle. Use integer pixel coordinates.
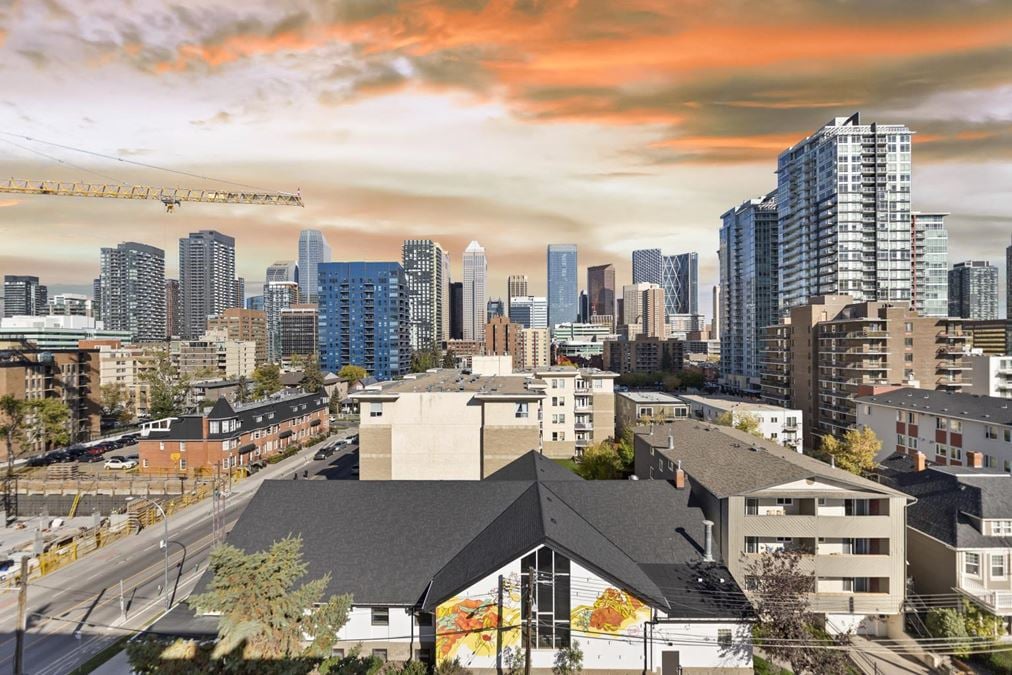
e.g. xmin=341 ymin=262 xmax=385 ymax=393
xmin=402 ymin=239 xmax=448 ymax=350
xmin=298 ymin=229 xmax=331 ymax=304
xmin=100 ymin=242 xmax=166 ymax=342
xmin=462 ymin=241 xmax=487 ymax=341
xmin=178 ymin=230 xmax=236 ymax=339
xmin=547 ymin=244 xmax=578 ymax=329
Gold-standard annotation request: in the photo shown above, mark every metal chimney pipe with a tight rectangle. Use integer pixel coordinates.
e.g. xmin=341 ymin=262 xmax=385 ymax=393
xmin=667 ymin=434 xmax=674 ymax=450
xmin=703 ymin=520 xmax=714 ymax=562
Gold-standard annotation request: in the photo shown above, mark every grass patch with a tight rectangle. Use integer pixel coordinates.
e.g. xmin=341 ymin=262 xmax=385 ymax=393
xmin=554 ymin=458 xmax=579 ymax=473
xmin=753 ymin=655 xmax=792 ymax=674
xmin=67 ymin=635 xmax=129 ymax=674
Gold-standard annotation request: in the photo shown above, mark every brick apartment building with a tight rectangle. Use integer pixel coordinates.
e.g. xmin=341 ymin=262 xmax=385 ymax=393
xmin=138 ymin=391 xmax=329 ymax=473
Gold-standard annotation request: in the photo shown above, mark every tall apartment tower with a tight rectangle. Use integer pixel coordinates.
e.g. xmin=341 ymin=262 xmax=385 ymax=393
xmin=587 ymin=264 xmax=616 ymax=320
xmin=910 ymin=212 xmax=949 ymax=317
xmin=3 ymin=275 xmax=47 ymax=317
xmin=318 ymin=262 xmax=410 ymax=381
xmin=711 ymin=285 xmax=721 ymax=341
xmin=462 ymin=241 xmax=487 ymax=341
xmin=777 ymin=113 xmax=913 ymax=311
xmin=547 ymin=244 xmax=578 ymax=329
xmin=719 ymin=191 xmax=779 ymax=393
xmin=265 ymin=280 xmax=300 ymax=362
xmin=178 ymin=230 xmax=236 ymax=339
xmin=484 ymin=315 xmax=520 ymax=366
xmin=266 ymin=261 xmax=299 ymax=285
xmin=279 ymin=304 xmax=319 ymax=363
xmin=631 ymin=249 xmax=662 ymax=285
xmin=92 ymin=278 xmax=101 ymax=321
xmin=1007 ymin=236 xmax=1012 ymax=320
xmin=506 ymin=275 xmax=528 ymax=317
xmin=662 ymin=252 xmax=698 ymax=316
xmin=487 ymin=297 xmax=505 ymax=323
xmin=402 ymin=239 xmax=448 ymax=350
xmin=206 ymin=308 xmax=269 ymax=365
xmin=642 ymin=285 xmax=667 ymax=338
xmin=298 ymin=229 xmax=331 ymax=304
xmin=949 ymin=261 xmax=999 ymax=320
xmin=509 ymin=296 xmax=548 ymax=329
xmin=449 ymin=281 xmax=463 ymax=340
xmin=99 ymin=242 xmax=166 ymax=342
xmin=233 ymin=277 xmax=245 ymax=309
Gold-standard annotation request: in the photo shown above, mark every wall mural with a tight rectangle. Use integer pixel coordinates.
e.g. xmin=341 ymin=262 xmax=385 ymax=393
xmin=571 ymin=587 xmax=650 ymax=636
xmin=436 ymin=573 xmax=522 ymax=662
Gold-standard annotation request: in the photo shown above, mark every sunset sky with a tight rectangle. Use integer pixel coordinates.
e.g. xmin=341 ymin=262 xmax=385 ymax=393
xmin=1 ymin=0 xmax=1010 ymax=316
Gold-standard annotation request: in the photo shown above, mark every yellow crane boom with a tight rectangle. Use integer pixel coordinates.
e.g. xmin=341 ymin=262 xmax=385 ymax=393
xmin=0 ymin=178 xmax=303 ymax=211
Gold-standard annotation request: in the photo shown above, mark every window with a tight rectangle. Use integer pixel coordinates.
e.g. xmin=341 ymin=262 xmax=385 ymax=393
xmin=951 ymin=447 xmax=962 ymax=462
xmin=991 ymin=554 xmax=1006 ymax=578
xmin=515 ymin=402 xmax=529 ymax=419
xmin=936 ymin=445 xmax=948 ymax=459
xmin=904 ymin=337 xmax=913 ymax=347
xmin=991 ymin=521 xmax=1012 ymax=536
xmin=936 ymin=417 xmax=946 ymax=430
xmin=745 ymin=537 xmax=758 ymax=553
xmin=210 ymin=421 xmax=220 ymax=434
xmin=371 ymin=607 xmax=389 ymax=626
xmin=965 ymin=552 xmax=981 ymax=576
xmin=179 ymin=442 xmax=186 ymax=452
xmin=717 ymin=629 xmax=733 ymax=648
xmin=907 ymin=412 xmax=917 ymax=424
xmin=1004 ymin=428 xmax=1011 ymax=442
xmin=331 ymin=648 xmax=345 ymax=657
xmin=904 ymin=353 xmax=913 ymax=363
xmin=179 ymin=458 xmax=187 ymax=470
xmin=369 ymin=402 xmax=382 ymax=417
xmin=745 ymin=498 xmax=759 ymax=515
xmin=776 ymin=498 xmax=794 ymax=505
xmin=371 ymin=649 xmax=387 ymax=661
xmin=521 ymin=548 xmax=571 ymax=649
xmin=950 ymin=420 xmax=962 ymax=433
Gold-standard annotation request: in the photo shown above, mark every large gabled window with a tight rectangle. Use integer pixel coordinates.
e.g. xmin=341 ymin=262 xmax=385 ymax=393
xmin=521 ymin=548 xmax=571 ymax=649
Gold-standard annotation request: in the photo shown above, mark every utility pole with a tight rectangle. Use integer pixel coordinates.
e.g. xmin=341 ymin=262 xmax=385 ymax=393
xmin=14 ymin=556 xmax=28 ymax=675
xmin=524 ymin=566 xmax=534 ymax=675
xmin=119 ymin=579 xmax=126 ymax=621
xmin=496 ymin=574 xmax=504 ymax=675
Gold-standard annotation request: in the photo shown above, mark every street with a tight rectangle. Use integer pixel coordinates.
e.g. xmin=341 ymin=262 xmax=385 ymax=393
xmin=0 ymin=427 xmax=359 ymax=674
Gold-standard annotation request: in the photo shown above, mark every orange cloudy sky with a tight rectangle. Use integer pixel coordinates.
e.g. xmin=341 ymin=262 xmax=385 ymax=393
xmin=1 ymin=0 xmax=1011 ymax=314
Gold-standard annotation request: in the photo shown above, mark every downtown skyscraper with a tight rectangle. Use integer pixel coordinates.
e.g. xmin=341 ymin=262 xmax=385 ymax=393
xmin=2 ymin=275 xmax=47 ymax=318
xmin=462 ymin=241 xmax=487 ymax=341
xmin=506 ymin=274 xmax=528 ymax=317
xmin=631 ymin=249 xmax=698 ymax=316
xmin=719 ymin=192 xmax=779 ymax=393
xmin=948 ymin=261 xmax=999 ymax=320
xmin=587 ymin=264 xmax=616 ymax=321
xmin=910 ymin=212 xmax=949 ymax=317
xmin=777 ymin=113 xmax=913 ymax=311
xmin=178 ymin=230 xmax=236 ymax=339
xmin=547 ymin=244 xmax=578 ymax=328
xmin=402 ymin=239 xmax=449 ymax=350
xmin=265 ymin=280 xmax=300 ymax=362
xmin=99 ymin=242 xmax=166 ymax=342
xmin=298 ymin=229 xmax=331 ymax=304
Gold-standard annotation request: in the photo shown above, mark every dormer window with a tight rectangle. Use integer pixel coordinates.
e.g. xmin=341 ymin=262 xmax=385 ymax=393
xmin=990 ymin=520 xmax=1012 ymax=537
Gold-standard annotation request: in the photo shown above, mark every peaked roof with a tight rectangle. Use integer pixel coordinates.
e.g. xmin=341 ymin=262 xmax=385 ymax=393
xmin=858 ymin=387 xmax=1012 ymax=426
xmin=485 ymin=451 xmax=582 ymax=482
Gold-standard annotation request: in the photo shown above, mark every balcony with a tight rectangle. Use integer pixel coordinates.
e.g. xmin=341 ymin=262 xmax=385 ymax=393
xmin=959 ymin=579 xmax=1012 ymax=615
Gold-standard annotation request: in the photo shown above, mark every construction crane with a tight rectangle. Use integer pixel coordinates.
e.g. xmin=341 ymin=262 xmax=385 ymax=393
xmin=0 ymin=178 xmax=303 ymax=212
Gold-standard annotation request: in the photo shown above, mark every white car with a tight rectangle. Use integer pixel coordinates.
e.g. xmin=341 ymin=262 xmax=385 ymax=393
xmin=104 ymin=457 xmax=137 ymax=470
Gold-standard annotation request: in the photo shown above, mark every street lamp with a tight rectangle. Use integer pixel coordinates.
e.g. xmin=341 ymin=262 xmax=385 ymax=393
xmin=131 ymin=497 xmax=170 ymax=610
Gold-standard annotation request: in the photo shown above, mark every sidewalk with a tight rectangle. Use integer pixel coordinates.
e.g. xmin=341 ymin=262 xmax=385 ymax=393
xmin=849 ymin=634 xmax=933 ymax=675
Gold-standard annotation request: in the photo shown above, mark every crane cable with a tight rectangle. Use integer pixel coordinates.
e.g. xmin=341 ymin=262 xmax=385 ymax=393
xmin=0 ymin=135 xmax=129 ymax=186
xmin=0 ymin=131 xmax=289 ymax=195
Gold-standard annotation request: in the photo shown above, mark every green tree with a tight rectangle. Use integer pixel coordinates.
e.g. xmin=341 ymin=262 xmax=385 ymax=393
xmin=329 ymin=389 xmax=342 ymax=414
xmin=441 ymin=351 xmax=456 ymax=369
xmin=661 ymin=373 xmax=683 ymax=392
xmin=100 ymin=383 xmax=134 ymax=424
xmin=188 ymin=535 xmax=352 ymax=661
xmin=746 ymin=550 xmax=851 ymax=673
xmin=410 ymin=346 xmax=441 ymax=373
xmin=141 ymin=351 xmax=190 ymax=419
xmin=251 ymin=363 xmax=283 ymax=399
xmin=235 ymin=375 xmax=250 ymax=404
xmin=733 ymin=412 xmax=763 ymax=438
xmin=818 ymin=427 xmax=880 ymax=475
xmin=553 ymin=641 xmax=584 ymax=675
xmin=434 ymin=658 xmax=473 ymax=675
xmin=576 ymin=442 xmax=623 ymax=480
xmin=713 ymin=411 xmax=734 ymax=427
xmin=338 ymin=364 xmax=368 ymax=382
xmin=300 ymin=354 xmax=326 ymax=394
xmin=615 ymin=428 xmax=635 ymax=474
xmin=925 ymin=608 xmax=971 ymax=658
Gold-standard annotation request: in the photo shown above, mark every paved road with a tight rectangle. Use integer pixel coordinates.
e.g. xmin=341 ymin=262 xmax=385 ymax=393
xmin=0 ymin=427 xmax=358 ymax=674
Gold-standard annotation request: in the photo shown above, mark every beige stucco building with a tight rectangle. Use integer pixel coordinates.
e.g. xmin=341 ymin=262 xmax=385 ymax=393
xmin=534 ymin=366 xmax=616 ymax=458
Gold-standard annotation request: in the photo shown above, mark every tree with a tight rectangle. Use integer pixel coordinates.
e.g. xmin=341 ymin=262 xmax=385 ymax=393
xmin=329 ymin=389 xmax=341 ymax=414
xmin=338 ymin=365 xmax=368 ymax=383
xmin=100 ymin=383 xmax=134 ymax=424
xmin=661 ymin=373 xmax=682 ymax=392
xmin=713 ymin=411 xmax=734 ymax=427
xmin=925 ymin=608 xmax=971 ymax=658
xmin=141 ymin=351 xmax=190 ymax=419
xmin=410 ymin=346 xmax=441 ymax=373
xmin=251 ymin=363 xmax=282 ymax=399
xmin=235 ymin=375 xmax=250 ymax=404
xmin=300 ymin=354 xmax=326 ymax=394
xmin=818 ymin=427 xmax=880 ymax=475
xmin=733 ymin=412 xmax=763 ymax=438
xmin=434 ymin=659 xmax=473 ymax=675
xmin=553 ymin=641 xmax=583 ymax=675
xmin=188 ymin=535 xmax=352 ymax=661
xmin=745 ymin=550 xmax=851 ymax=674
xmin=441 ymin=351 xmax=456 ymax=369
xmin=576 ymin=442 xmax=623 ymax=480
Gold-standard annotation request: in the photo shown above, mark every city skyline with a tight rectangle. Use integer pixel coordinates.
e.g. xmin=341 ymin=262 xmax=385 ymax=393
xmin=0 ymin=2 xmax=1010 ymax=317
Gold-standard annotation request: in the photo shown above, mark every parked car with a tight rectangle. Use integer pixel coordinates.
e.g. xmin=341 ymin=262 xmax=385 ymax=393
xmin=104 ymin=457 xmax=137 ymax=470
xmin=79 ymin=453 xmax=105 ymax=463
xmin=84 ymin=446 xmax=106 ymax=457
xmin=26 ymin=455 xmax=50 ymax=467
xmin=46 ymin=451 xmax=70 ymax=464
xmin=313 ymin=447 xmax=334 ymax=461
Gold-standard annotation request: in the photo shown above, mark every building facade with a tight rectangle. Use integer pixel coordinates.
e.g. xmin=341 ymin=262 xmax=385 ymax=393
xmin=777 ymin=113 xmax=913 ymax=311
xmin=178 ymin=230 xmax=236 ymax=339
xmin=0 ymin=315 xmax=131 ymax=350
xmin=461 ymin=241 xmax=487 ymax=341
xmin=547 ymin=244 xmax=578 ymax=329
xmin=603 ymin=336 xmax=684 ymax=374
xmin=506 ymin=274 xmax=528 ymax=317
xmin=966 ymin=354 xmax=1012 ymax=399
xmin=318 ymin=262 xmax=410 ymax=381
xmin=631 ymin=248 xmax=662 ymax=285
xmin=509 ymin=296 xmax=548 ymax=329
xmin=266 ymin=260 xmax=299 ymax=286
xmin=47 ymin=293 xmax=93 ymax=318
xmin=298 ymin=229 xmax=331 ymax=303
xmin=279 ymin=304 xmax=319 ymax=364
xmin=963 ymin=319 xmax=1012 ymax=356
xmin=719 ymin=191 xmax=779 ymax=394
xmin=483 ymin=315 xmax=520 ymax=366
xmin=910 ymin=212 xmax=949 ymax=317
xmin=949 ymin=260 xmax=1000 ymax=320
xmin=206 ymin=308 xmax=268 ymax=365
xmin=615 ymin=391 xmax=688 ymax=435
xmin=99 ymin=241 xmax=166 ymax=342
xmin=265 ymin=280 xmax=300 ymax=362
xmin=402 ymin=239 xmax=448 ymax=350
xmin=679 ymin=394 xmax=803 ymax=450
xmin=3 ymin=275 xmax=47 ymax=317
xmin=662 ymin=252 xmax=698 ymax=316
xmin=486 ymin=297 xmax=505 ymax=322
xmin=94 ymin=341 xmax=155 ymax=419
xmin=138 ymin=391 xmax=329 ymax=473
xmin=587 ymin=263 xmax=615 ymax=321
xmin=165 ymin=279 xmax=181 ymax=338
xmin=171 ymin=338 xmax=256 ymax=380
xmin=448 ymin=281 xmax=463 ymax=340
xmin=537 ymin=366 xmax=615 ymax=458
xmin=516 ymin=328 xmax=550 ymax=369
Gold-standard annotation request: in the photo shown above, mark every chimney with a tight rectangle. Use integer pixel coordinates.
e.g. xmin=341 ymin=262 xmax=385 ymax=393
xmin=675 ymin=460 xmax=685 ymax=489
xmin=702 ymin=520 xmax=714 ymax=562
xmin=914 ymin=451 xmax=926 ymax=472
xmin=968 ymin=451 xmax=983 ymax=469
xmin=667 ymin=434 xmax=674 ymax=450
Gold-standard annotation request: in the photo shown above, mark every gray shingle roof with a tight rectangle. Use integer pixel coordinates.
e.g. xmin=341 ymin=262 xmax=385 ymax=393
xmin=484 ymin=451 xmax=582 ymax=482
xmin=207 ymin=451 xmax=745 ymax=620
xmin=858 ymin=388 xmax=1012 ymax=426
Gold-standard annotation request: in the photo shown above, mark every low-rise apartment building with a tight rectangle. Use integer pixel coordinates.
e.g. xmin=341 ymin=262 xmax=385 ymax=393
xmin=537 ymin=366 xmax=616 ymax=457
xmin=966 ymin=353 xmax=1012 ymax=399
xmin=90 ymin=340 xmax=155 ymax=419
xmin=679 ymin=394 xmax=803 ymax=450
xmin=963 ymin=319 xmax=1012 ymax=356
xmin=857 ymin=387 xmax=1012 ymax=469
xmin=138 ymin=391 xmax=329 ymax=474
xmin=615 ymin=391 xmax=689 ymax=435
xmin=603 ymin=336 xmax=684 ymax=374
xmin=158 ymin=452 xmax=754 ymax=672
xmin=878 ymin=457 xmax=1012 ymax=628
xmin=170 ymin=337 xmax=256 ymax=380
xmin=634 ymin=421 xmax=910 ymax=636
xmin=206 ymin=308 xmax=268 ymax=365
xmin=760 ymin=295 xmax=971 ymax=448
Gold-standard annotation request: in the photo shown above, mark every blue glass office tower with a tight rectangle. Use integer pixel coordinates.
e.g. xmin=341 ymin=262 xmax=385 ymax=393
xmin=547 ymin=244 xmax=578 ymax=329
xmin=318 ymin=262 xmax=410 ymax=381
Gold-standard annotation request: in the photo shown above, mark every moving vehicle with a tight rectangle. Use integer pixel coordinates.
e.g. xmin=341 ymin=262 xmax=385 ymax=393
xmin=313 ymin=446 xmax=335 ymax=460
xmin=104 ymin=457 xmax=137 ymax=470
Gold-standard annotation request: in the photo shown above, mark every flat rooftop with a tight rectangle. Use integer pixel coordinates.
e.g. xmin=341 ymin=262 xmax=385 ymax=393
xmin=679 ymin=394 xmax=797 ymax=413
xmin=858 ymin=387 xmax=1012 ymax=425
xmin=353 ymin=369 xmax=546 ymax=396
xmin=618 ymin=391 xmax=686 ymax=404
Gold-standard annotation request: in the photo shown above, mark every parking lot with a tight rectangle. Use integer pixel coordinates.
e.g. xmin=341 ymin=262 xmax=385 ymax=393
xmin=288 ymin=435 xmax=360 ymax=481
xmin=16 ymin=434 xmax=143 ymax=478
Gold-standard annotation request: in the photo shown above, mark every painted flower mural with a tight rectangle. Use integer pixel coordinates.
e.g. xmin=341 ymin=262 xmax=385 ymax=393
xmin=435 ymin=577 xmax=522 ymax=661
xmin=571 ymin=587 xmax=649 ymax=636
